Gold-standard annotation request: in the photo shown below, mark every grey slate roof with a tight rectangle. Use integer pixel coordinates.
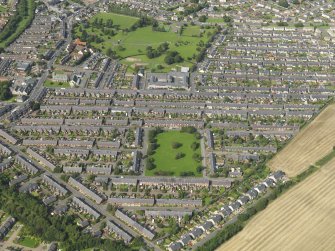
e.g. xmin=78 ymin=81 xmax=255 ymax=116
xmin=189 ymin=227 xmax=203 ymax=239
xmin=115 ymin=210 xmax=155 ymax=240
xmin=69 ymin=177 xmax=104 ymax=204
xmin=43 ymin=174 xmax=68 ymax=195
xmin=72 ymin=197 xmax=101 ymax=219
xmin=106 ymin=220 xmax=133 ymax=243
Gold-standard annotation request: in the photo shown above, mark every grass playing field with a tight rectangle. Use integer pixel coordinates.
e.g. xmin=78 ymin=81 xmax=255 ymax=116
xmin=145 ymin=131 xmax=202 ymax=177
xmin=74 ymin=12 xmax=216 ymax=72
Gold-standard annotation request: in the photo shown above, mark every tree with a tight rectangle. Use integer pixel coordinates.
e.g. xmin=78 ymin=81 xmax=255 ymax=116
xmin=277 ymin=21 xmax=288 ymax=26
xmin=181 ymin=126 xmax=197 ymax=134
xmin=255 ymin=198 xmax=269 ymax=212
xmin=146 ymin=158 xmax=156 ymax=170
xmin=295 ymin=22 xmax=304 ymax=28
xmin=278 ymin=0 xmax=289 ymax=8
xmin=199 ymin=15 xmax=207 ymax=22
xmin=191 ymin=142 xmax=199 ymax=151
xmin=223 ymin=15 xmax=232 ymax=23
xmin=31 ymin=101 xmax=40 ymax=111
xmin=172 ymin=142 xmax=182 ymax=149
xmin=87 ymin=174 xmax=96 ymax=183
xmin=196 ymin=165 xmax=204 ymax=173
xmin=0 ymin=81 xmax=12 ymax=101
xmin=193 ymin=153 xmax=202 ymax=162
xmin=164 ymin=51 xmax=184 ymax=65
xmin=175 ymin=152 xmax=185 ymax=159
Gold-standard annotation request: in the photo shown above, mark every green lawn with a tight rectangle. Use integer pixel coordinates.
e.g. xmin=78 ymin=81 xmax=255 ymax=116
xmin=206 ymin=18 xmax=225 ymax=24
xmin=182 ymin=26 xmax=201 ymax=36
xmin=44 ymin=80 xmax=70 ymax=88
xmin=74 ymin=12 xmax=216 ymax=72
xmin=91 ymin=12 xmax=139 ymax=30
xmin=17 ymin=236 xmax=40 ymax=248
xmin=145 ymin=131 xmax=202 ymax=177
xmin=0 ymin=4 xmax=7 ymax=13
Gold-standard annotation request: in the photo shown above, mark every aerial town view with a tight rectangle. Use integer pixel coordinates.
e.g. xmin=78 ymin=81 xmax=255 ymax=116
xmin=0 ymin=0 xmax=335 ymax=250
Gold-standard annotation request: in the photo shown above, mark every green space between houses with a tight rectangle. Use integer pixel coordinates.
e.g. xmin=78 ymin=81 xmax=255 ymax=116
xmin=17 ymin=235 xmax=41 ymax=248
xmin=145 ymin=130 xmax=202 ymax=177
xmin=206 ymin=17 xmax=226 ymax=23
xmin=44 ymin=80 xmax=71 ymax=88
xmin=0 ymin=4 xmax=8 ymax=13
xmin=74 ymin=12 xmax=216 ymax=72
xmin=0 ymin=0 xmax=36 ymax=48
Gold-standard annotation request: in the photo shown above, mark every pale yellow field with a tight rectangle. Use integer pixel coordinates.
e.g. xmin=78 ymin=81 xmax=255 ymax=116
xmin=269 ymin=103 xmax=335 ymax=177
xmin=218 ymin=157 xmax=335 ymax=251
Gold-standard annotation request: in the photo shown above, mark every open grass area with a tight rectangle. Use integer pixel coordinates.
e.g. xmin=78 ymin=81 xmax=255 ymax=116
xmin=17 ymin=236 xmax=40 ymax=248
xmin=44 ymin=80 xmax=71 ymax=88
xmin=206 ymin=17 xmax=225 ymax=23
xmin=91 ymin=12 xmax=139 ymax=30
xmin=74 ymin=12 xmax=216 ymax=72
xmin=145 ymin=130 xmax=202 ymax=177
xmin=0 ymin=4 xmax=8 ymax=13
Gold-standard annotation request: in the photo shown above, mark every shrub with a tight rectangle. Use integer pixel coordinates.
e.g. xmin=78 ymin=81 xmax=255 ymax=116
xmin=172 ymin=142 xmax=182 ymax=149
xmin=175 ymin=152 xmax=185 ymax=159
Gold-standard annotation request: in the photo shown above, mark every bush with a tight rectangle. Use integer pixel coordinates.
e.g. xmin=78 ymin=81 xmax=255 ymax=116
xmin=0 ymin=81 xmax=12 ymax=101
xmin=255 ymin=198 xmax=269 ymax=212
xmin=278 ymin=0 xmax=289 ymax=8
xmin=192 ymin=153 xmax=202 ymax=162
xmin=191 ymin=141 xmax=200 ymax=151
xmin=175 ymin=152 xmax=185 ymax=159
xmin=199 ymin=15 xmax=207 ymax=22
xmin=237 ymin=213 xmax=249 ymax=222
xmin=181 ymin=126 xmax=197 ymax=134
xmin=180 ymin=171 xmax=195 ymax=177
xmin=196 ymin=165 xmax=204 ymax=173
xmin=164 ymin=51 xmax=184 ymax=65
xmin=146 ymin=158 xmax=156 ymax=170
xmin=172 ymin=142 xmax=182 ymax=149
xmin=154 ymin=171 xmax=174 ymax=176
xmin=196 ymin=222 xmax=243 ymax=251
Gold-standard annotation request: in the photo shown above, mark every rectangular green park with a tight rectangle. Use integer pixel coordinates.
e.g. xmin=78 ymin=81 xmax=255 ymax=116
xmin=145 ymin=130 xmax=203 ymax=177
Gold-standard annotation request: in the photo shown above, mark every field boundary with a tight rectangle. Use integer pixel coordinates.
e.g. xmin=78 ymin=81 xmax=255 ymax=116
xmin=196 ymin=148 xmax=335 ymax=251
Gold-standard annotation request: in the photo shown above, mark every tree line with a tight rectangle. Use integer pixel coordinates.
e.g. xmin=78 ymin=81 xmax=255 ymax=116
xmin=0 ymin=81 xmax=12 ymax=101
xmin=0 ymin=178 xmax=128 ymax=251
xmin=0 ymin=0 xmax=36 ymax=48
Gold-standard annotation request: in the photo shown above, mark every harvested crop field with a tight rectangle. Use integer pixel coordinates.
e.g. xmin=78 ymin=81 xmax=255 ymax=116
xmin=268 ymin=103 xmax=335 ymax=177
xmin=218 ymin=157 xmax=335 ymax=251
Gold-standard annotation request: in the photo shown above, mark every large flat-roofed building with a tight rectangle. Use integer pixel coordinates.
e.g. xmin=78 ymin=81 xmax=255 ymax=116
xmin=146 ymin=71 xmax=189 ymax=90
